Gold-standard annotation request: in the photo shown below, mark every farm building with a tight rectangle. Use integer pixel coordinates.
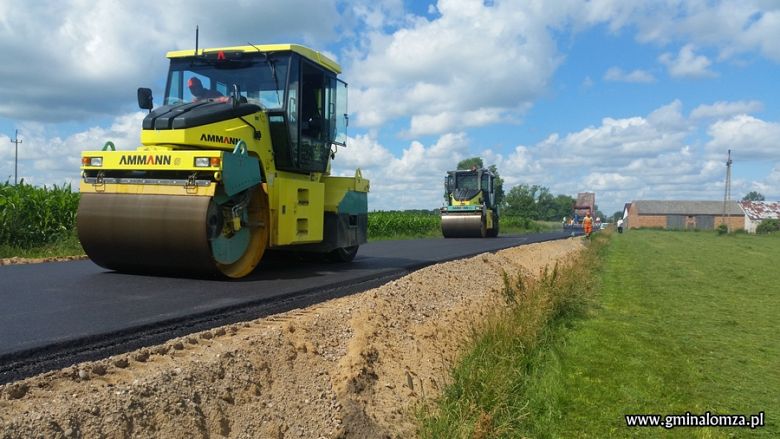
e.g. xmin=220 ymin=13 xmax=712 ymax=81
xmin=739 ymin=201 xmax=780 ymax=233
xmin=625 ymin=200 xmax=744 ymax=231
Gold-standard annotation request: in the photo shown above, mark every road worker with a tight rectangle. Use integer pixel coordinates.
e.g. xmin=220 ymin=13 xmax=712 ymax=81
xmin=583 ymin=211 xmax=593 ymax=238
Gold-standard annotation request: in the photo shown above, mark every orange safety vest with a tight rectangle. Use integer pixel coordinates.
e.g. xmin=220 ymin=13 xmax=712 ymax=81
xmin=583 ymin=216 xmax=593 ymax=233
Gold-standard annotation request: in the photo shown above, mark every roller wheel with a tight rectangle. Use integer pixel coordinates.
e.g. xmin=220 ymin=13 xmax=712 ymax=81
xmin=215 ymin=187 xmax=270 ymax=278
xmin=77 ymin=185 xmax=269 ymax=278
xmin=487 ymin=216 xmax=499 ymax=237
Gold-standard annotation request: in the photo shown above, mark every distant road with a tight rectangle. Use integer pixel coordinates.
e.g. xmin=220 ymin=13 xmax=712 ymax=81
xmin=0 ymin=230 xmax=578 ymax=383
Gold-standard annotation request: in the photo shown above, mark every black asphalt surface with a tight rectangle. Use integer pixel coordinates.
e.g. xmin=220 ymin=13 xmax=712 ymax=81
xmin=0 ymin=230 xmax=577 ymax=383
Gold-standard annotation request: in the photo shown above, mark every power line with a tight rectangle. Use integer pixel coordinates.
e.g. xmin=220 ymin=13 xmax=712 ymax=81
xmin=10 ymin=129 xmax=22 ymax=185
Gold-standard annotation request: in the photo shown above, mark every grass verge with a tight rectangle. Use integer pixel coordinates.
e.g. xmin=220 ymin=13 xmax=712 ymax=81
xmin=418 ymin=233 xmax=605 ymax=438
xmin=420 ymin=229 xmax=780 ymax=438
xmin=0 ymin=230 xmax=84 ymax=259
xmin=522 ymin=230 xmax=780 ymax=438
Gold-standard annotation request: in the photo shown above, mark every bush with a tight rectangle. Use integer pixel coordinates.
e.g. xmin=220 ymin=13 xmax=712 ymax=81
xmin=756 ymin=219 xmax=780 ymax=234
xmin=716 ymin=223 xmax=728 ymax=235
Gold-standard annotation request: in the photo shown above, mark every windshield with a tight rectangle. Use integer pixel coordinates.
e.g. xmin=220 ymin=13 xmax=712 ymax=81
xmin=164 ymin=54 xmax=290 ymax=109
xmin=455 ymin=173 xmax=479 ymax=190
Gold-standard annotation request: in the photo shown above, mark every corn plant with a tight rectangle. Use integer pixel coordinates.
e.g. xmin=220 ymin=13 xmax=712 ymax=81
xmin=368 ymin=211 xmax=441 ymax=239
xmin=0 ymin=181 xmax=80 ymax=248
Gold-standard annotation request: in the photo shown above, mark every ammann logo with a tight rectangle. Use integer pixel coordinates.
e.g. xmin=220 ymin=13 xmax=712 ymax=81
xmin=119 ymin=155 xmax=172 ymax=165
xmin=200 ymin=133 xmax=241 ymax=144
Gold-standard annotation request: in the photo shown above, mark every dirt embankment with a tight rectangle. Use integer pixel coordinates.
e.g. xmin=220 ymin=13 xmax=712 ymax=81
xmin=0 ymin=239 xmax=583 ymax=438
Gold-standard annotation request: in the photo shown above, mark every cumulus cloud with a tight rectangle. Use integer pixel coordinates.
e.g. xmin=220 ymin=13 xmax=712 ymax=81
xmin=751 ymin=165 xmax=780 ymax=200
xmin=346 ymin=0 xmax=562 ymax=134
xmin=537 ymin=100 xmax=691 ymax=166
xmin=603 ymin=67 xmax=656 ymax=83
xmin=590 ymin=1 xmax=780 ymax=63
xmin=690 ymin=100 xmax=764 ymax=120
xmin=0 ymin=112 xmax=145 ymax=185
xmin=706 ymin=114 xmax=780 ymax=160
xmin=659 ymin=44 xmax=717 ymax=78
xmin=523 ymin=101 xmax=742 ymax=214
xmin=0 ymin=0 xmax=340 ymax=122
xmin=332 ymin=132 xmax=471 ymax=210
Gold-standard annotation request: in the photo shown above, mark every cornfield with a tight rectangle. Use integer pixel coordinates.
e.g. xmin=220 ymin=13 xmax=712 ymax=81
xmin=0 ymin=183 xmax=544 ymax=250
xmin=0 ymin=181 xmax=80 ymax=248
xmin=368 ymin=211 xmax=441 ymax=238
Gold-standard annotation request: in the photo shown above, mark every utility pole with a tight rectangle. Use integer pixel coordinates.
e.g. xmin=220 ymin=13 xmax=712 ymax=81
xmin=722 ymin=149 xmax=732 ymax=232
xmin=10 ymin=129 xmax=22 ymax=185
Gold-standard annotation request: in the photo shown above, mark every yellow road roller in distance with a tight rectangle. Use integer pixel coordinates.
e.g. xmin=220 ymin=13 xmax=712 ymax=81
xmin=78 ymin=44 xmax=369 ymax=278
xmin=440 ymin=168 xmax=499 ymax=238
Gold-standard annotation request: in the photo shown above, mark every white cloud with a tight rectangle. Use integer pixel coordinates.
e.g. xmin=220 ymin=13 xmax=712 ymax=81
xmin=752 ymin=165 xmax=780 ymax=200
xmin=0 ymin=112 xmax=144 ymax=185
xmin=588 ymin=1 xmax=780 ymax=63
xmin=583 ymin=172 xmax=638 ymax=190
xmin=659 ymin=44 xmax=717 ymax=78
xmin=537 ymin=100 xmax=691 ymax=166
xmin=347 ymin=0 xmax=562 ymax=134
xmin=332 ymin=132 xmax=471 ymax=210
xmin=706 ymin=114 xmax=780 ymax=160
xmin=690 ymin=100 xmax=764 ymax=120
xmin=0 ymin=0 xmax=340 ymax=122
xmin=603 ymin=67 xmax=656 ymax=83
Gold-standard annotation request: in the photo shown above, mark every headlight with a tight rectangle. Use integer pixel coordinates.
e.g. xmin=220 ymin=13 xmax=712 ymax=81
xmin=195 ymin=157 xmax=221 ymax=167
xmin=82 ymin=156 xmax=102 ymax=167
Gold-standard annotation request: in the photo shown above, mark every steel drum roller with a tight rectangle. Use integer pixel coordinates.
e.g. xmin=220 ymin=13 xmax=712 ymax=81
xmin=77 ymin=194 xmax=218 ymax=275
xmin=441 ymin=213 xmax=486 ymax=238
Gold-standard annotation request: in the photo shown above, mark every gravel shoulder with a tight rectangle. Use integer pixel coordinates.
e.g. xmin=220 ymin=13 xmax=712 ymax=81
xmin=0 ymin=238 xmax=583 ymax=438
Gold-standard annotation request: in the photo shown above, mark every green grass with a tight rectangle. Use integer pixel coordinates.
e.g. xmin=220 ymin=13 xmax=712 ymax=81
xmin=0 ymin=229 xmax=84 ymax=259
xmin=419 ymin=233 xmax=606 ymax=438
xmin=420 ymin=230 xmax=780 ymax=438
xmin=525 ymin=230 xmax=780 ymax=438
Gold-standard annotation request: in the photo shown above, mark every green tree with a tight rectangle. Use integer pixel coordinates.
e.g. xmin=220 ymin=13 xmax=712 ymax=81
xmin=504 ymin=184 xmax=539 ymax=219
xmin=536 ymin=187 xmax=557 ymax=220
xmin=553 ymin=194 xmax=576 ymax=221
xmin=488 ymin=164 xmax=505 ymax=207
xmin=457 ymin=157 xmax=484 ymax=170
xmin=594 ymin=205 xmax=605 ymax=221
xmin=743 ymin=191 xmax=765 ymax=201
xmin=611 ymin=211 xmax=623 ymax=222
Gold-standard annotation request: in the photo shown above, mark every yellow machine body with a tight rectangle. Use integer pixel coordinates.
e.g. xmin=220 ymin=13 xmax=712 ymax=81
xmin=78 ymin=44 xmax=369 ymax=278
xmin=440 ymin=168 xmax=498 ymax=238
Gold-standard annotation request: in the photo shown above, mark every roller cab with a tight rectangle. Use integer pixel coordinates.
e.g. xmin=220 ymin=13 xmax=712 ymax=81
xmin=441 ymin=168 xmax=498 ymax=238
xmin=78 ymin=44 xmax=368 ymax=278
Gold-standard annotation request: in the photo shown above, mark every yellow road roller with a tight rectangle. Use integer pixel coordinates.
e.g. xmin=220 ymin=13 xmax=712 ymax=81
xmin=441 ymin=168 xmax=498 ymax=238
xmin=78 ymin=44 xmax=369 ymax=278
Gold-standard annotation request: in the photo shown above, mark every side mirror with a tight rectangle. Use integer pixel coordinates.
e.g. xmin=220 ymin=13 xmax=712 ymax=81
xmin=137 ymin=88 xmax=153 ymax=111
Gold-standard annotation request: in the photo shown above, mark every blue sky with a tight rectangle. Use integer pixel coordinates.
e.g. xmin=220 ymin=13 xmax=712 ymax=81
xmin=1 ymin=0 xmax=778 ymax=217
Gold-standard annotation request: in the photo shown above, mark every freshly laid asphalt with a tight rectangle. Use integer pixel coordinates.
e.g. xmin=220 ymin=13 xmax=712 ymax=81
xmin=0 ymin=230 xmax=577 ymax=382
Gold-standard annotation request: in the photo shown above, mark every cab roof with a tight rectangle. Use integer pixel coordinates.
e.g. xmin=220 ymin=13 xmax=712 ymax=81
xmin=166 ymin=43 xmax=341 ymax=74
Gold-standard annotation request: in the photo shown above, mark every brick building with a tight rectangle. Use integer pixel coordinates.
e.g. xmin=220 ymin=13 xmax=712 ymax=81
xmin=624 ymin=200 xmax=744 ymax=231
